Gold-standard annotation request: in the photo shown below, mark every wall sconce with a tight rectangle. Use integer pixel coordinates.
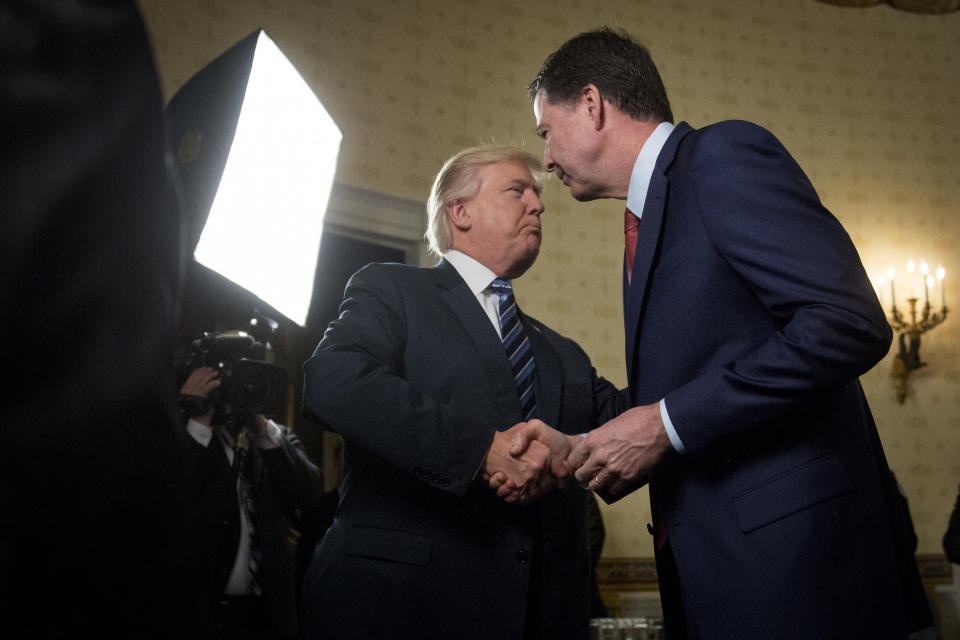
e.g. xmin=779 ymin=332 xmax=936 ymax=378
xmin=876 ymin=260 xmax=948 ymax=403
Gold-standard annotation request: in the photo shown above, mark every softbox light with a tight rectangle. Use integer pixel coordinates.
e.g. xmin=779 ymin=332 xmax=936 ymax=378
xmin=167 ymin=28 xmax=341 ymax=326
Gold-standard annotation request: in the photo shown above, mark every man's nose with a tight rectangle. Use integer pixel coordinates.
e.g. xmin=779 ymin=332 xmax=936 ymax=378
xmin=527 ymin=193 xmax=545 ymax=215
xmin=542 ymin=148 xmax=556 ymax=173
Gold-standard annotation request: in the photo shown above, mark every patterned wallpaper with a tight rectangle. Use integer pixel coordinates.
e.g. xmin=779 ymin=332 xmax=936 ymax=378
xmin=138 ymin=0 xmax=960 ymax=555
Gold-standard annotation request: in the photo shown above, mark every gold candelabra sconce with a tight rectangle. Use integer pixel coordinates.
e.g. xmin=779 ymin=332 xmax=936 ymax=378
xmin=877 ymin=260 xmax=948 ymax=404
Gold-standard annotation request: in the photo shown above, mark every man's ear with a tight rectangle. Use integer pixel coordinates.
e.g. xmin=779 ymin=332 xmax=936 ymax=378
xmin=580 ymin=84 xmax=605 ymax=131
xmin=447 ymin=199 xmax=471 ymax=231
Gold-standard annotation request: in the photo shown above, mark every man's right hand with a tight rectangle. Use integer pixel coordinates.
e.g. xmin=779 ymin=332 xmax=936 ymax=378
xmin=481 ymin=420 xmax=579 ymax=504
xmin=480 ymin=423 xmax=557 ymax=505
xmin=179 ymin=366 xmax=220 ymax=427
xmin=509 ymin=419 xmax=579 ymax=482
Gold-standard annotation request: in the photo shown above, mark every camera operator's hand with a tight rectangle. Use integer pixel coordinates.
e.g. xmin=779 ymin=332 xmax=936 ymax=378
xmin=250 ymin=413 xmax=269 ymax=435
xmin=179 ymin=366 xmax=220 ymax=427
xmin=248 ymin=413 xmax=284 ymax=450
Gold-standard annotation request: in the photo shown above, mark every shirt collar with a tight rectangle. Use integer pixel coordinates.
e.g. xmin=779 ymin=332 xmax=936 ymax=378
xmin=444 ymin=249 xmax=499 ymax=294
xmin=626 ymin=121 xmax=675 ymax=218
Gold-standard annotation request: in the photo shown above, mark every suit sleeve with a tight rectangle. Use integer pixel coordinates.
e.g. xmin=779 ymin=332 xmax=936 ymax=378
xmin=259 ymin=425 xmax=324 ymax=511
xmin=664 ymin=122 xmax=891 ymax=452
xmin=532 ymin=319 xmax=629 ymax=430
xmin=571 ymin=340 xmax=630 ymax=427
xmin=302 ymin=265 xmax=496 ymax=496
xmin=593 ymin=376 xmax=629 ymax=427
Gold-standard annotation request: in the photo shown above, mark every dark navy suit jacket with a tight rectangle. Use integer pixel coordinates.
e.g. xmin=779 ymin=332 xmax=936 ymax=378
xmin=300 ymin=260 xmax=626 ymax=639
xmin=624 ymin=121 xmax=930 ymax=638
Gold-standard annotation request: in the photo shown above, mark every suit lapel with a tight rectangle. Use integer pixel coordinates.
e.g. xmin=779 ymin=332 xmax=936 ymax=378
xmin=624 ymin=122 xmax=694 ymax=382
xmin=434 ymin=259 xmax=519 ymax=419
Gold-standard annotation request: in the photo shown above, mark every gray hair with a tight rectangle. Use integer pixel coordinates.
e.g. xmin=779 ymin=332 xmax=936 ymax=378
xmin=528 ymin=27 xmax=673 ymax=125
xmin=425 ymin=145 xmax=545 ymax=256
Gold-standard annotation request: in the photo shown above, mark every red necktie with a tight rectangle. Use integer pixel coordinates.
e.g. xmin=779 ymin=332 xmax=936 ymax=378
xmin=624 ymin=207 xmax=640 ymax=280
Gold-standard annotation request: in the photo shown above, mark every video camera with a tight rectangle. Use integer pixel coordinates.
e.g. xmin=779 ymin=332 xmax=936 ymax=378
xmin=179 ymin=330 xmax=286 ymax=424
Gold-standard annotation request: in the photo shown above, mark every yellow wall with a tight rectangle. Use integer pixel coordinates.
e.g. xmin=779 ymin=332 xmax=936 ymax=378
xmin=138 ymin=0 xmax=960 ymax=555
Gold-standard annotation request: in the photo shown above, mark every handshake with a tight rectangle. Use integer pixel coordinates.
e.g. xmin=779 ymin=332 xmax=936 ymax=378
xmin=478 ymin=404 xmax=671 ymax=505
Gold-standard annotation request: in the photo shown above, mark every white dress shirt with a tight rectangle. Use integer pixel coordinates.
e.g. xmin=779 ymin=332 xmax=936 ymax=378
xmin=186 ymin=417 xmax=282 ymax=595
xmin=444 ymin=249 xmax=506 ymax=337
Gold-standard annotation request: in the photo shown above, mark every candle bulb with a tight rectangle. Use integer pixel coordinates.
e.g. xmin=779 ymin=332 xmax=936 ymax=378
xmin=906 ymin=259 xmax=916 ymax=299
xmin=937 ymin=266 xmax=946 ymax=308
xmin=887 ymin=267 xmax=896 ymax=307
xmin=920 ymin=261 xmax=930 ymax=307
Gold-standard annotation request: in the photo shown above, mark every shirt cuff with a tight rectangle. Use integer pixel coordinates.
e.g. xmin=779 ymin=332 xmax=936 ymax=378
xmin=186 ymin=418 xmax=214 ymax=447
xmin=660 ymin=399 xmax=686 ymax=454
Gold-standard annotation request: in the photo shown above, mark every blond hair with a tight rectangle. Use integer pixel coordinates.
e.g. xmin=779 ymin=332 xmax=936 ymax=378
xmin=425 ymin=146 xmax=545 ymax=256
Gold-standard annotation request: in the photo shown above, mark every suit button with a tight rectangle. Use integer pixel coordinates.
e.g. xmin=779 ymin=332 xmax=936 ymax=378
xmin=516 ymin=549 xmax=529 ymax=565
xmin=413 ymin=466 xmax=422 ymax=477
xmin=441 ymin=478 xmax=450 ymax=487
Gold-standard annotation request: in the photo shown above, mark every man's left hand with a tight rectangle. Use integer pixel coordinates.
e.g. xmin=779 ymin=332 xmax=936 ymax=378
xmin=567 ymin=403 xmax=672 ymax=500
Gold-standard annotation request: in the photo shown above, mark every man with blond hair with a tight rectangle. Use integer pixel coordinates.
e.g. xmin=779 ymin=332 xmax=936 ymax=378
xmin=300 ymin=145 xmax=625 ymax=639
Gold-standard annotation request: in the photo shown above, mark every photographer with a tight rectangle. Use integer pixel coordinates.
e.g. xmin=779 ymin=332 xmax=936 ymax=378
xmin=179 ymin=366 xmax=322 ymax=640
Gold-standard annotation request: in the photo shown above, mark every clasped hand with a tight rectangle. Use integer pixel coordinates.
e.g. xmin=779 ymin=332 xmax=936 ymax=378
xmin=482 ymin=404 xmax=671 ymax=504
xmin=480 ymin=420 xmax=578 ymax=505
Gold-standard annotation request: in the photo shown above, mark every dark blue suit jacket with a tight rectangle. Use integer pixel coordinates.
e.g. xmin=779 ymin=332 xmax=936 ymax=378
xmin=300 ymin=260 xmax=626 ymax=639
xmin=625 ymin=121 xmax=930 ymax=638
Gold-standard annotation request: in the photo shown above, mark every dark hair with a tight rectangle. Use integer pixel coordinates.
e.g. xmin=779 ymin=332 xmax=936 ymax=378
xmin=528 ymin=27 xmax=673 ymax=124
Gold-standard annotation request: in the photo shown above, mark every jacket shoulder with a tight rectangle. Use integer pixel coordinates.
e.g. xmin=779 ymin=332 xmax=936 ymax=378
xmin=350 ymin=261 xmax=423 ymax=280
xmin=675 ymin=120 xmax=790 ymax=175
xmin=685 ymin=119 xmax=781 ymax=151
xmin=345 ymin=261 xmax=435 ymax=291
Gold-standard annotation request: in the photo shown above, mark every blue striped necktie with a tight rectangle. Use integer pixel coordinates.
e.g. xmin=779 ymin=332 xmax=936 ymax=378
xmin=490 ymin=279 xmax=537 ymax=420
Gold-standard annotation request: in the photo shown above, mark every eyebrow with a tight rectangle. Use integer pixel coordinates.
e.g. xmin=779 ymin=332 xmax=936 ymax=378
xmin=508 ymin=178 xmax=542 ymax=196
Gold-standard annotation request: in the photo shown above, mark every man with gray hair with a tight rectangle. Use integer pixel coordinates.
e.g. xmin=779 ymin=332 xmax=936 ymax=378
xmin=300 ymin=145 xmax=625 ymax=639
xmin=518 ymin=26 xmax=932 ymax=640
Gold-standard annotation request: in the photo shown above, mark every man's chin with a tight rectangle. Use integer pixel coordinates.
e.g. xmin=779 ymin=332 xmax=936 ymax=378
xmin=568 ymin=185 xmax=599 ymax=202
xmin=504 ymin=247 xmax=540 ymax=280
